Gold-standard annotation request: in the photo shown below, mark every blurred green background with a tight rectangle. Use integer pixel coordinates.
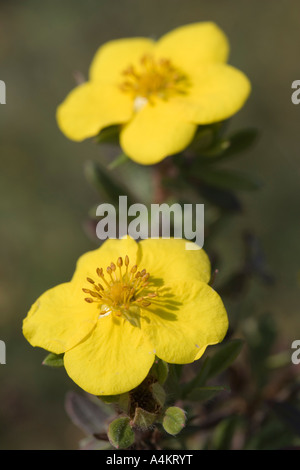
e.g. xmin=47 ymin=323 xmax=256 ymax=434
xmin=0 ymin=0 xmax=299 ymax=449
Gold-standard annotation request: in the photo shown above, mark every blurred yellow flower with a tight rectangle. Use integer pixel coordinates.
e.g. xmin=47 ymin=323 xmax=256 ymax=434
xmin=57 ymin=22 xmax=251 ymax=165
xmin=23 ymin=237 xmax=228 ymax=395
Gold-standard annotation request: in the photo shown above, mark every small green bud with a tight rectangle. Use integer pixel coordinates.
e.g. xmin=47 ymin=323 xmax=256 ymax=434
xmin=162 ymin=406 xmax=186 ymax=436
xmin=108 ymin=416 xmax=135 ymax=449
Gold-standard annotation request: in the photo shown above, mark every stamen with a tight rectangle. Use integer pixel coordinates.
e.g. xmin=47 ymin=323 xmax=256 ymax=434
xmin=119 ymin=54 xmax=190 ymax=104
xmin=82 ymin=255 xmax=158 ymax=323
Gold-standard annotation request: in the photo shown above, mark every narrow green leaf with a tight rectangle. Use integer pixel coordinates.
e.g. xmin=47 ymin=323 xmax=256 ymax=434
xmin=150 ymin=358 xmax=169 ymax=384
xmin=181 ymin=357 xmax=211 ymax=398
xmin=186 ymin=385 xmax=230 ymax=402
xmin=42 ymin=352 xmax=64 ymax=367
xmin=95 ymin=125 xmax=120 ymax=144
xmin=84 ymin=160 xmax=125 ymax=203
xmin=197 ymin=168 xmax=262 ymax=192
xmin=201 ymin=128 xmax=259 ymax=162
xmin=207 ymin=339 xmax=244 ymax=380
xmin=197 ymin=184 xmax=242 ymax=212
xmin=211 ymin=416 xmax=239 ymax=450
xmin=150 ymin=382 xmax=166 ymax=408
xmin=199 ymin=139 xmax=231 ymax=157
xmin=65 ymin=391 xmax=112 ymax=435
xmin=108 ymin=153 xmax=130 ymax=170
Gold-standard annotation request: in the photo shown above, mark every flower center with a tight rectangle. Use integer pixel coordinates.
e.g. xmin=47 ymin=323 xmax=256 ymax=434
xmin=119 ymin=54 xmax=190 ymax=108
xmin=82 ymin=255 xmax=157 ymax=323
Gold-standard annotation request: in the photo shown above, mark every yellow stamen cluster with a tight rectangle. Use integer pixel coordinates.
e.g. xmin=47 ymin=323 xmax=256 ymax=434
xmin=119 ymin=54 xmax=190 ymax=103
xmin=82 ymin=255 xmax=157 ymax=317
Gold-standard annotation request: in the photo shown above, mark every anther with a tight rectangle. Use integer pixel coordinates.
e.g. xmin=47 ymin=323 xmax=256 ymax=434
xmin=86 ymin=277 xmax=95 ymax=284
xmin=125 ymin=255 xmax=129 ymax=266
xmin=84 ymin=298 xmax=94 ymax=303
xmin=90 ymin=291 xmax=102 ymax=298
xmin=117 ymin=257 xmax=123 ymax=267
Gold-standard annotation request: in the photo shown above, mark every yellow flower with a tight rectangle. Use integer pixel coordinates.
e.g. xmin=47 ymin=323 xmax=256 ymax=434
xmin=57 ymin=22 xmax=251 ymax=165
xmin=23 ymin=237 xmax=228 ymax=396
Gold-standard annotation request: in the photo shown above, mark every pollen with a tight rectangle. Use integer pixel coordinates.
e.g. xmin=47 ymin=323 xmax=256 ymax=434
xmin=82 ymin=256 xmax=158 ymax=320
xmin=119 ymin=54 xmax=190 ymax=106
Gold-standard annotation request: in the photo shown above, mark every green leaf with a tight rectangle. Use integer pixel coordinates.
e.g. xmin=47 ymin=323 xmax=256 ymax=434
xmin=108 ymin=153 xmax=130 ymax=170
xmin=95 ymin=125 xmax=120 ymax=144
xmin=186 ymin=385 xmax=230 ymax=402
xmin=269 ymin=401 xmax=300 ymax=437
xmin=211 ymin=416 xmax=239 ymax=450
xmin=162 ymin=407 xmax=186 ymax=436
xmin=206 ymin=339 xmax=244 ymax=380
xmin=180 ymin=357 xmax=211 ymax=398
xmin=189 ymin=127 xmax=215 ymax=152
xmin=150 ymin=382 xmax=166 ymax=408
xmin=98 ymin=394 xmax=120 ymax=404
xmin=199 ymin=139 xmax=231 ymax=157
xmin=197 ymin=184 xmax=242 ymax=212
xmin=197 ymin=168 xmax=262 ymax=192
xmin=201 ymin=128 xmax=259 ymax=162
xmin=84 ymin=160 xmax=127 ymax=204
xmin=108 ymin=417 xmax=135 ymax=449
xmin=65 ymin=391 xmax=112 ymax=435
xmin=149 ymin=358 xmax=169 ymax=384
xmin=42 ymin=352 xmax=64 ymax=367
xmin=118 ymin=393 xmax=130 ymax=413
xmin=133 ymin=407 xmax=157 ymax=430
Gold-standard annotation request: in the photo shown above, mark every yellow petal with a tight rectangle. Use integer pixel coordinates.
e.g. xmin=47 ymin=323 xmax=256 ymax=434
xmin=175 ymin=64 xmax=251 ymax=124
xmin=56 ymin=81 xmax=133 ymax=141
xmin=22 ymin=283 xmax=98 ymax=354
xmin=138 ymin=238 xmax=211 ymax=284
xmin=154 ymin=22 xmax=229 ymax=73
xmin=140 ymin=280 xmax=228 ymax=364
xmin=64 ymin=314 xmax=155 ymax=395
xmin=71 ymin=237 xmax=139 ymax=288
xmin=89 ymin=37 xmax=155 ymax=83
xmin=120 ymin=100 xmax=197 ymax=164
